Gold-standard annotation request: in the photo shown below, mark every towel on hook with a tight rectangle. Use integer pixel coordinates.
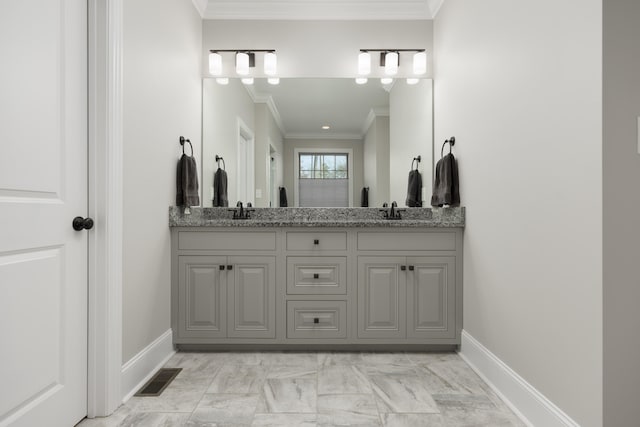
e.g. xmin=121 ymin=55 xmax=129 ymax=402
xmin=279 ymin=187 xmax=288 ymax=207
xmin=212 ymin=167 xmax=228 ymax=207
xmin=361 ymin=187 xmax=369 ymax=207
xmin=176 ymin=154 xmax=200 ymax=207
xmin=431 ymin=153 xmax=460 ymax=207
xmin=405 ymin=170 xmax=423 ymax=207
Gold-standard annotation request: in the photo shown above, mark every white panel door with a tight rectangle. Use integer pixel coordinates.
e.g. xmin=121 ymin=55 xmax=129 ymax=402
xmin=0 ymin=1 xmax=88 ymax=426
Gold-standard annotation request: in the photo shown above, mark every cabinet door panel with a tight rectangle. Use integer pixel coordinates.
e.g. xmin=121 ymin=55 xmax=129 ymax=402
xmin=406 ymin=257 xmax=456 ymax=339
xmin=357 ymin=256 xmax=406 ymax=338
xmin=227 ymin=256 xmax=276 ymax=338
xmin=178 ymin=256 xmax=227 ymax=338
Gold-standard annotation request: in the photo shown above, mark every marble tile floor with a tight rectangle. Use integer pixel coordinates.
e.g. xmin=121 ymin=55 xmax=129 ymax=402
xmin=77 ymin=352 xmax=526 ymax=427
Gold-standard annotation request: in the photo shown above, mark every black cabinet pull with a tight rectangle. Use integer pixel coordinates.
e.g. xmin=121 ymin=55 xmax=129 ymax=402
xmin=400 ymin=265 xmax=407 ymax=271
xmin=227 ymin=265 xmax=233 ymax=270
xmin=313 ymin=239 xmax=319 ymax=245
xmin=219 ymin=265 xmax=225 ymax=270
xmin=313 ymin=273 xmax=319 ymax=279
xmin=408 ymin=265 xmax=415 ymax=271
xmin=313 ymin=317 xmax=319 ymax=324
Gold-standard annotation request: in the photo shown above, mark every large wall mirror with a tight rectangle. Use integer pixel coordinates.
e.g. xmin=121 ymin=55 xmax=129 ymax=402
xmin=201 ymin=78 xmax=433 ymax=208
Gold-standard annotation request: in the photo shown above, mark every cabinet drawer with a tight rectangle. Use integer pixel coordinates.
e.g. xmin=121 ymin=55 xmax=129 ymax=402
xmin=287 ymin=257 xmax=347 ymax=295
xmin=357 ymin=231 xmax=456 ymax=251
xmin=286 ymin=232 xmax=347 ymax=251
xmin=178 ymin=231 xmax=276 ymax=251
xmin=287 ymin=301 xmax=347 ymax=339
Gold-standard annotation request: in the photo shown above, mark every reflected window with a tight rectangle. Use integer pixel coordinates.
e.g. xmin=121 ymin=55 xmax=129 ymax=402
xmin=298 ymin=153 xmax=349 ymax=207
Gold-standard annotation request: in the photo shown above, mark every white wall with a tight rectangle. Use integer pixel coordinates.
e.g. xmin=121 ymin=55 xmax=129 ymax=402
xmin=202 ymin=79 xmax=255 ymax=207
xmin=363 ymin=115 xmax=390 ymax=207
xmin=434 ymin=1 xmax=602 ymax=426
xmin=122 ymin=0 xmax=202 ymax=362
xmin=283 ymin=138 xmax=364 ymax=207
xmin=389 ymin=79 xmax=432 ymax=205
xmin=202 ymin=20 xmax=433 ymax=78
xmin=603 ymin=0 xmax=640 ymax=425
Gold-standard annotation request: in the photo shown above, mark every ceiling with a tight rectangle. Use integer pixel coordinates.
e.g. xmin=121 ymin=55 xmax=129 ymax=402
xmin=193 ymin=0 xmax=444 ymax=20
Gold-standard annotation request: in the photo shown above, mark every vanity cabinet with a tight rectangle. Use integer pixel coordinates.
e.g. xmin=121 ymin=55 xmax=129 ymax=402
xmin=171 ymin=226 xmax=462 ymax=348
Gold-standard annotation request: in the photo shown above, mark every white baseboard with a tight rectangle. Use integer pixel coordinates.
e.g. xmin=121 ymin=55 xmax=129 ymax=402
xmin=459 ymin=330 xmax=580 ymax=427
xmin=120 ymin=329 xmax=175 ymax=403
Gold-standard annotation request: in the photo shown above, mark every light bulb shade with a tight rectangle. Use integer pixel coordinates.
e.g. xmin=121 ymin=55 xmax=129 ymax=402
xmin=216 ymin=77 xmax=229 ymax=85
xmin=381 ymin=77 xmax=393 ymax=85
xmin=241 ymin=77 xmax=254 ymax=85
xmin=358 ymin=52 xmax=371 ymax=75
xmin=209 ymin=52 xmax=222 ymax=76
xmin=355 ymin=77 xmax=368 ymax=85
xmin=406 ymin=78 xmax=420 ymax=85
xmin=384 ymin=51 xmax=399 ymax=75
xmin=264 ymin=52 xmax=277 ymax=76
xmin=236 ymin=52 xmax=250 ymax=75
xmin=413 ymin=51 xmax=427 ymax=75
xmin=267 ymin=77 xmax=280 ymax=85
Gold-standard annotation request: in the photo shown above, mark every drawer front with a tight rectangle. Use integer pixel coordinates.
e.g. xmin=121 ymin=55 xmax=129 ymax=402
xmin=357 ymin=231 xmax=456 ymax=251
xmin=287 ymin=301 xmax=347 ymax=339
xmin=287 ymin=257 xmax=347 ymax=295
xmin=178 ymin=231 xmax=276 ymax=251
xmin=286 ymin=232 xmax=347 ymax=252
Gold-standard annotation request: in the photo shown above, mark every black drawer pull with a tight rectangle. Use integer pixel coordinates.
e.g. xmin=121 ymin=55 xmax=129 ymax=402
xmin=313 ymin=239 xmax=320 ymax=245
xmin=219 ymin=265 xmax=225 ymax=270
xmin=313 ymin=317 xmax=319 ymax=324
xmin=313 ymin=273 xmax=319 ymax=279
xmin=227 ymin=265 xmax=233 ymax=270
xmin=400 ymin=265 xmax=407 ymax=271
xmin=408 ymin=265 xmax=415 ymax=271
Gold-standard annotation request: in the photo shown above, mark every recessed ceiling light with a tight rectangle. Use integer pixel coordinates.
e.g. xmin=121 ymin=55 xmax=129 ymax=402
xmin=322 ymin=125 xmax=330 ymax=130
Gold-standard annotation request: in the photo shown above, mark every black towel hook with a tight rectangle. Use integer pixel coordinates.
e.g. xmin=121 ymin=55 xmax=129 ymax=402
xmin=440 ymin=136 xmax=456 ymax=158
xmin=215 ymin=155 xmax=226 ymax=170
xmin=179 ymin=136 xmax=193 ymax=156
xmin=411 ymin=155 xmax=421 ymax=170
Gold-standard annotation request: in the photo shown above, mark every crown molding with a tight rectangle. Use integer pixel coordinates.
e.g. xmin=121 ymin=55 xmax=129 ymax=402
xmin=426 ymin=0 xmax=445 ymax=17
xmin=243 ymin=85 xmax=287 ymax=137
xmin=285 ymin=132 xmax=364 ymax=140
xmin=362 ymin=106 xmax=390 ymax=135
xmin=191 ymin=0 xmax=207 ymax=18
xmin=203 ymin=0 xmax=434 ymax=20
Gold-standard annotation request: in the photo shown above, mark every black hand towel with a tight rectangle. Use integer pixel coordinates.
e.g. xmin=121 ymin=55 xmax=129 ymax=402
xmin=405 ymin=169 xmax=423 ymax=207
xmin=176 ymin=154 xmax=200 ymax=207
xmin=431 ymin=153 xmax=460 ymax=207
xmin=212 ymin=167 xmax=229 ymax=207
xmin=361 ymin=187 xmax=369 ymax=207
xmin=279 ymin=187 xmax=288 ymax=207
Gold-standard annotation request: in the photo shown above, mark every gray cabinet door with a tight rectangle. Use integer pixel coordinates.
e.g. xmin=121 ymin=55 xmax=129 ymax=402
xmin=406 ymin=256 xmax=456 ymax=339
xmin=357 ymin=256 xmax=406 ymax=338
xmin=227 ymin=256 xmax=276 ymax=338
xmin=178 ymin=255 xmax=227 ymax=339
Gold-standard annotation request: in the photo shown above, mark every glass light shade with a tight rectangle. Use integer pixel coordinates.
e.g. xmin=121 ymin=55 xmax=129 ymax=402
xmin=209 ymin=52 xmax=222 ymax=76
xmin=216 ymin=77 xmax=229 ymax=85
xmin=380 ymin=77 xmax=393 ymax=85
xmin=236 ymin=52 xmax=250 ymax=75
xmin=355 ymin=77 xmax=368 ymax=85
xmin=241 ymin=77 xmax=254 ymax=85
xmin=267 ymin=77 xmax=280 ymax=85
xmin=413 ymin=51 xmax=427 ymax=75
xmin=264 ymin=52 xmax=277 ymax=76
xmin=384 ymin=51 xmax=399 ymax=75
xmin=406 ymin=78 xmax=420 ymax=85
xmin=358 ymin=52 xmax=371 ymax=75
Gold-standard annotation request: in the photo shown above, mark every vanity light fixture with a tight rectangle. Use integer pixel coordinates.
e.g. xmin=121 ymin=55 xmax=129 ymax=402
xmin=358 ymin=49 xmax=426 ymax=76
xmin=355 ymin=77 xmax=368 ymax=85
xmin=208 ymin=49 xmax=277 ymax=77
xmin=267 ymin=77 xmax=280 ymax=85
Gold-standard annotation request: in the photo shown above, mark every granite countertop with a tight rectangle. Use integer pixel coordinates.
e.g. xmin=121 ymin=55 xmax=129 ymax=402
xmin=169 ymin=206 xmax=465 ymax=228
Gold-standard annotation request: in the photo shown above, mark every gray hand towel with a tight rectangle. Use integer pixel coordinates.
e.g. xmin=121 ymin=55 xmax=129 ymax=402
xmin=405 ymin=169 xmax=423 ymax=207
xmin=279 ymin=187 xmax=288 ymax=207
xmin=212 ymin=167 xmax=228 ymax=207
xmin=176 ymin=154 xmax=200 ymax=207
xmin=431 ymin=153 xmax=460 ymax=207
xmin=361 ymin=187 xmax=369 ymax=207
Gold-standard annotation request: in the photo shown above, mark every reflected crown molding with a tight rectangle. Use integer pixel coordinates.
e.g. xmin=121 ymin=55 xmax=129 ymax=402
xmin=285 ymin=132 xmax=363 ymax=140
xmin=362 ymin=107 xmax=390 ymax=136
xmin=202 ymin=0 xmax=442 ymax=20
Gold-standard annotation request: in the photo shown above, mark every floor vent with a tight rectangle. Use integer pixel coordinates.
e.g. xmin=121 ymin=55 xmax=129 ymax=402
xmin=134 ymin=368 xmax=182 ymax=397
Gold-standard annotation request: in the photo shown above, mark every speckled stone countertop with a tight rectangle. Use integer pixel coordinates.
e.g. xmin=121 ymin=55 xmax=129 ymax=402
xmin=169 ymin=206 xmax=465 ymax=228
